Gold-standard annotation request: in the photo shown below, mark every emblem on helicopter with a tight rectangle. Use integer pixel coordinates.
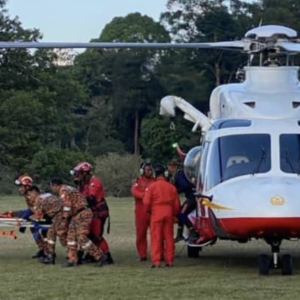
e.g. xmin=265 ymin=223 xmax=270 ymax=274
xmin=270 ymin=196 xmax=285 ymax=206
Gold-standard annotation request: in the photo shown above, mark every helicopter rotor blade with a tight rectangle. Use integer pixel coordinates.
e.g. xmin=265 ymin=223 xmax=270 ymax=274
xmin=0 ymin=40 xmax=245 ymax=50
xmin=276 ymin=41 xmax=300 ymax=53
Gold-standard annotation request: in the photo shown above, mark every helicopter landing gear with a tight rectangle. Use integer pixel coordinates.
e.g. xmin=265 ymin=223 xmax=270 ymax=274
xmin=259 ymin=239 xmax=293 ymax=276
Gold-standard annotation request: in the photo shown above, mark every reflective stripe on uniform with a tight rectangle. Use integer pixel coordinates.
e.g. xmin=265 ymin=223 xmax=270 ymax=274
xmin=67 ymin=241 xmax=77 ymax=246
xmin=47 ymin=240 xmax=55 ymax=245
xmin=63 ymin=207 xmax=71 ymax=212
xmin=82 ymin=241 xmax=92 ymax=250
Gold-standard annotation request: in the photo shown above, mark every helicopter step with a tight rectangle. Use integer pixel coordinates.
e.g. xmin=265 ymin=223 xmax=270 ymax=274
xmin=259 ymin=239 xmax=293 ymax=276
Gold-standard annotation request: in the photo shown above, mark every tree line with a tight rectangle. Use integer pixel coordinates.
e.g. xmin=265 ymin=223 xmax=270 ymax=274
xmin=0 ymin=0 xmax=300 ymax=193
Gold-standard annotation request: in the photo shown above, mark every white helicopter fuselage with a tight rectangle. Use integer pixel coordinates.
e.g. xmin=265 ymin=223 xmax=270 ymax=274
xmin=201 ymin=118 xmax=300 ymax=239
xmin=199 ymin=66 xmax=300 ymax=240
xmin=161 ymin=66 xmax=300 ymax=241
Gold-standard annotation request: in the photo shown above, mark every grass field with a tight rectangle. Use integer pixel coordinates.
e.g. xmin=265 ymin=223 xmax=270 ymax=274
xmin=0 ymin=196 xmax=300 ymax=300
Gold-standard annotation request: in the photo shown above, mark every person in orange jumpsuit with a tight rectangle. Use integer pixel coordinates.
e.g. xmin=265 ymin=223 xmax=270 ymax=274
xmin=131 ymin=163 xmax=155 ymax=261
xmin=14 ymin=174 xmax=48 ymax=259
xmin=143 ymin=165 xmax=180 ymax=268
xmin=70 ymin=162 xmax=113 ymax=266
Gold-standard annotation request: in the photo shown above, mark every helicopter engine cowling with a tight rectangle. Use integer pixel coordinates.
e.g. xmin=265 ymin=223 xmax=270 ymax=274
xmin=183 ymin=146 xmax=202 ymax=185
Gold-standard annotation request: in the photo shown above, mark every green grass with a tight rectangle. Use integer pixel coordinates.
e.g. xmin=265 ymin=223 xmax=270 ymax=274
xmin=0 ymin=196 xmax=299 ymax=300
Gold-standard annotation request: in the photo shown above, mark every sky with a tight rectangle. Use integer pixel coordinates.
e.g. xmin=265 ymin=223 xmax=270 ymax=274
xmin=6 ymin=0 xmax=168 ymax=42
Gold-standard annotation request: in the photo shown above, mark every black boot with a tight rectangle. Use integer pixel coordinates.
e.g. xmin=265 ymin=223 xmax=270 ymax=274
xmin=42 ymin=254 xmax=56 ymax=265
xmin=64 ymin=261 xmax=78 ymax=268
xmin=32 ymin=249 xmax=45 ymax=259
xmin=98 ymin=254 xmax=111 ymax=267
xmin=81 ymin=253 xmax=96 ymax=264
xmin=187 ymin=228 xmax=199 ymax=244
xmin=174 ymin=227 xmax=184 ymax=243
xmin=77 ymin=250 xmax=84 ymax=265
xmin=106 ymin=252 xmax=114 ymax=264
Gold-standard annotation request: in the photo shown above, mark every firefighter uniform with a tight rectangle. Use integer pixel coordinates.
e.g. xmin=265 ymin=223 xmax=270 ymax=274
xmin=59 ymin=185 xmax=102 ymax=264
xmin=143 ymin=177 xmax=180 ymax=267
xmin=79 ymin=176 xmax=110 ymax=254
xmin=131 ymin=176 xmax=155 ymax=259
xmin=25 ymin=193 xmax=48 ymax=253
xmin=32 ymin=193 xmax=66 ymax=256
xmin=15 ymin=174 xmax=48 ymax=257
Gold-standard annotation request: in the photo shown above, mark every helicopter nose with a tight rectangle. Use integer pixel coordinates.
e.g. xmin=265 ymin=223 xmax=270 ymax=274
xmin=212 ymin=176 xmax=300 ymax=238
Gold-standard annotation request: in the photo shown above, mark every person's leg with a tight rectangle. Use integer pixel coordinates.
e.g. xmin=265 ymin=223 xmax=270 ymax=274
xmin=135 ymin=204 xmax=149 ymax=259
xmin=150 ymin=219 xmax=163 ymax=267
xmin=164 ymin=217 xmax=175 ymax=266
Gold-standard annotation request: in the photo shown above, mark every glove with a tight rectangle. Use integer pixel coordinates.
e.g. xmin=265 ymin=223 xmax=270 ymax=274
xmin=19 ymin=227 xmax=27 ymax=234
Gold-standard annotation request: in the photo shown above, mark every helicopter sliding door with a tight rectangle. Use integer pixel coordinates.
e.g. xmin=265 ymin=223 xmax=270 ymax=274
xmin=206 ymin=134 xmax=271 ymax=190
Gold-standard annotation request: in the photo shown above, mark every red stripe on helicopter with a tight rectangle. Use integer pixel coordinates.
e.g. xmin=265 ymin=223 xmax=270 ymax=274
xmin=219 ymin=217 xmax=300 ymax=238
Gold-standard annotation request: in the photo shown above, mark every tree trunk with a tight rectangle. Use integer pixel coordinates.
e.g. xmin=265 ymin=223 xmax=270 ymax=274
xmin=215 ymin=61 xmax=221 ymax=86
xmin=134 ymin=110 xmax=140 ymax=155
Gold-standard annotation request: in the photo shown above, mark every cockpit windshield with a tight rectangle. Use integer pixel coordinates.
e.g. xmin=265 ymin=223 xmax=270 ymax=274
xmin=280 ymin=134 xmax=300 ymax=174
xmin=206 ymin=134 xmax=271 ymax=189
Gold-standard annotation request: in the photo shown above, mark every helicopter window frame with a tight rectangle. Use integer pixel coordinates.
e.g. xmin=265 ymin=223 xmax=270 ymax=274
xmin=198 ymin=142 xmax=209 ymax=192
xmin=206 ymin=133 xmax=272 ymax=190
xmin=279 ymin=134 xmax=300 ymax=174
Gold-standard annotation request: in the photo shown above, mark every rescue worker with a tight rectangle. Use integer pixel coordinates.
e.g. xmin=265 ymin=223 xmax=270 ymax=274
xmin=131 ymin=163 xmax=155 ymax=261
xmin=50 ymin=178 xmax=104 ymax=267
xmin=14 ymin=174 xmax=48 ymax=259
xmin=143 ymin=165 xmax=180 ymax=268
xmin=70 ymin=162 xmax=113 ymax=265
xmin=26 ymin=185 xmax=66 ymax=265
xmin=167 ymin=159 xmax=198 ymax=243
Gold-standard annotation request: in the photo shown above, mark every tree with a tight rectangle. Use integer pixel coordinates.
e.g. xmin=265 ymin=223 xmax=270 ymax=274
xmin=75 ymin=13 xmax=170 ymax=154
xmin=140 ymin=113 xmax=199 ymax=163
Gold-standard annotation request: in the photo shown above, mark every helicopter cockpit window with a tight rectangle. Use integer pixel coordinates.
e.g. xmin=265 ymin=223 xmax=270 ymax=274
xmin=206 ymin=134 xmax=271 ymax=189
xmin=280 ymin=134 xmax=300 ymax=174
xmin=212 ymin=119 xmax=251 ymax=130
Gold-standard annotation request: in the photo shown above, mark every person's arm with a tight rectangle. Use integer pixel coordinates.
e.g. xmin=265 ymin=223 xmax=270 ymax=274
xmin=33 ymin=199 xmax=44 ymax=220
xmin=143 ymin=187 xmax=152 ymax=214
xmin=131 ymin=181 xmax=145 ymax=200
xmin=86 ymin=179 xmax=103 ymax=206
xmin=61 ymin=190 xmax=72 ymax=219
xmin=173 ymin=191 xmax=181 ymax=217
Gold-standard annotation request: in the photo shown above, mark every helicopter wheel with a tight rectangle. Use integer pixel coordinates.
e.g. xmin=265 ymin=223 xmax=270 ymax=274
xmin=281 ymin=254 xmax=293 ymax=276
xmin=258 ymin=254 xmax=271 ymax=275
xmin=187 ymin=245 xmax=201 ymax=258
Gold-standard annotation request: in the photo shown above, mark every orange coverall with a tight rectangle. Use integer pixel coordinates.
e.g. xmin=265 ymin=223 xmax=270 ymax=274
xmin=143 ymin=177 xmax=180 ymax=266
xmin=131 ymin=176 xmax=155 ymax=259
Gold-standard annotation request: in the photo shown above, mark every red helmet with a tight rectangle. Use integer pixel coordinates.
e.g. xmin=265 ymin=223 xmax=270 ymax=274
xmin=15 ymin=174 xmax=33 ymax=186
xmin=70 ymin=162 xmax=92 ymax=176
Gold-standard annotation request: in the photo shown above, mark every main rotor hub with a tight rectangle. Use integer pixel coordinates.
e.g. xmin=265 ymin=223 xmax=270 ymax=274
xmin=245 ymin=25 xmax=297 ymax=40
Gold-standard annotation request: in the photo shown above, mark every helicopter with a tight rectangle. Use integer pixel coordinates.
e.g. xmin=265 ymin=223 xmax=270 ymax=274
xmin=1 ymin=24 xmax=300 ymax=275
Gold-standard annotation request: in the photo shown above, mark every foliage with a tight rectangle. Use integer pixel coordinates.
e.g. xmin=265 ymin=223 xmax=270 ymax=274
xmin=2 ymin=0 xmax=300 ymax=193
xmin=75 ymin=13 xmax=170 ymax=154
xmin=141 ymin=114 xmax=200 ymax=163
xmin=94 ymin=153 xmax=142 ymax=197
xmin=0 ymin=164 xmax=16 ymax=194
